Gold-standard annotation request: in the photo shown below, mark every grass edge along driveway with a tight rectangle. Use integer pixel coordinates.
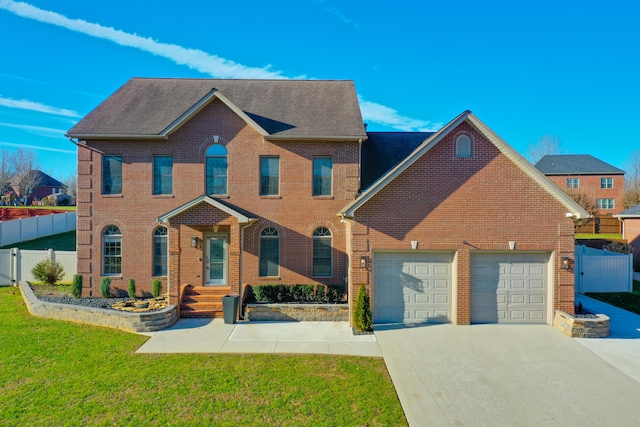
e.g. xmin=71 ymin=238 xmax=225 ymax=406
xmin=0 ymin=287 xmax=406 ymax=426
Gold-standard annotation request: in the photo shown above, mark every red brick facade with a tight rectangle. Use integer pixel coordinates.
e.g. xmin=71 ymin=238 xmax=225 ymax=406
xmin=545 ymin=174 xmax=624 ymax=214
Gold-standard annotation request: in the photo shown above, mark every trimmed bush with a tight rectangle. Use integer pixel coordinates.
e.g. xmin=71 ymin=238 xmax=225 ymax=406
xmin=251 ymin=284 xmax=346 ymax=304
xmin=71 ymin=274 xmax=82 ymax=299
xmin=100 ymin=278 xmax=111 ymax=298
xmin=127 ymin=278 xmax=136 ymax=299
xmin=31 ymin=258 xmax=64 ymax=286
xmin=353 ymin=284 xmax=372 ymax=332
xmin=152 ymin=279 xmax=162 ymax=298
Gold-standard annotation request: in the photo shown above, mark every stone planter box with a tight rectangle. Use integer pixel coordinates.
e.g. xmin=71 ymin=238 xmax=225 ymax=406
xmin=245 ymin=303 xmax=349 ymax=321
xmin=553 ymin=309 xmax=610 ymax=338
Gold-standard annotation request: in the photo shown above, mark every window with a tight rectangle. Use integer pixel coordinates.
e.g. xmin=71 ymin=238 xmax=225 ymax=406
xmin=259 ymin=227 xmax=279 ymax=276
xmin=313 ymin=227 xmax=332 ymax=277
xmin=206 ymin=145 xmax=228 ymax=195
xmin=103 ymin=225 xmax=122 ymax=275
xmin=567 ymin=178 xmax=579 ymax=189
xmin=313 ymin=158 xmax=333 ymax=196
xmin=601 ymin=178 xmax=613 ymax=189
xmin=596 ymin=198 xmax=614 ymax=210
xmin=153 ymin=156 xmax=173 ymax=195
xmin=260 ymin=157 xmax=279 ymax=196
xmin=102 ymin=156 xmax=122 ymax=194
xmin=153 ymin=226 xmax=168 ymax=276
xmin=456 ymin=135 xmax=471 ymax=158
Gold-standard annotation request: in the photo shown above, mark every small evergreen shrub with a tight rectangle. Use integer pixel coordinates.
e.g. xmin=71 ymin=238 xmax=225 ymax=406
xmin=127 ymin=278 xmax=136 ymax=299
xmin=353 ymin=284 xmax=372 ymax=332
xmin=71 ymin=274 xmax=82 ymax=299
xmin=251 ymin=284 xmax=347 ymax=303
xmin=152 ymin=279 xmax=162 ymax=298
xmin=31 ymin=258 xmax=64 ymax=286
xmin=100 ymin=277 xmax=111 ymax=298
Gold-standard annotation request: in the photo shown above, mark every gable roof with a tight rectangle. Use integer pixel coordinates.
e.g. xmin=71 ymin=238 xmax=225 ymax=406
xmin=157 ymin=195 xmax=258 ymax=224
xmin=614 ymin=204 xmax=640 ymax=218
xmin=339 ymin=111 xmax=590 ymax=219
xmin=535 ymin=154 xmax=625 ymax=175
xmin=67 ymin=78 xmax=368 ymax=141
xmin=10 ymin=170 xmax=64 ymax=188
xmin=361 ymin=132 xmax=435 ymax=189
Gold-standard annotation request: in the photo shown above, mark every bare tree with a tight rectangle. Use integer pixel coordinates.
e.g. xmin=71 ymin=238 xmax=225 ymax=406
xmin=567 ymin=190 xmax=598 ymax=231
xmin=528 ymin=134 xmax=563 ymax=164
xmin=0 ymin=149 xmax=12 ymax=196
xmin=623 ymin=149 xmax=640 ymax=208
xmin=10 ymin=148 xmax=42 ymax=203
xmin=64 ymin=174 xmax=78 ymax=199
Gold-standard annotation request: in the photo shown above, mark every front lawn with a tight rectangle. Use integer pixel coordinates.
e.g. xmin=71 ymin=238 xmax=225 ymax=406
xmin=0 ymin=287 xmax=406 ymax=426
xmin=0 ymin=230 xmax=76 ymax=251
xmin=585 ymin=280 xmax=640 ymax=315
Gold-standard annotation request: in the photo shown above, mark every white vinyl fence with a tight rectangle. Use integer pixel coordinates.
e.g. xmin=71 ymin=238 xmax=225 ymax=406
xmin=0 ymin=212 xmax=76 ymax=247
xmin=575 ymin=245 xmax=633 ymax=293
xmin=0 ymin=248 xmax=77 ymax=285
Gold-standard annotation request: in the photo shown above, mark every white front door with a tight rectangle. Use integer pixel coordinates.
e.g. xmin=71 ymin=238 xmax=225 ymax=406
xmin=205 ymin=235 xmax=228 ymax=285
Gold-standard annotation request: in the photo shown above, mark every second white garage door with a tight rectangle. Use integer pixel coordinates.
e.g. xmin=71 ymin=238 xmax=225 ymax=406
xmin=471 ymin=252 xmax=550 ymax=324
xmin=373 ymin=252 xmax=453 ymax=324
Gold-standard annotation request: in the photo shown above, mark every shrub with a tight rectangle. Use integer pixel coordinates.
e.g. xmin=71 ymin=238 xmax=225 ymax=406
xmin=353 ymin=284 xmax=372 ymax=332
xmin=251 ymin=284 xmax=347 ymax=303
xmin=100 ymin=278 xmax=111 ymax=298
xmin=31 ymin=258 xmax=64 ymax=286
xmin=152 ymin=279 xmax=162 ymax=298
xmin=325 ymin=284 xmax=347 ymax=303
xmin=127 ymin=278 xmax=136 ymax=299
xmin=71 ymin=274 xmax=82 ymax=299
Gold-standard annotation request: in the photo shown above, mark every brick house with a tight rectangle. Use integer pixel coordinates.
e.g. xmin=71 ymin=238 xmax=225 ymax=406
xmin=9 ymin=170 xmax=66 ymax=205
xmin=66 ymin=78 xmax=587 ymax=325
xmin=535 ymin=154 xmax=625 ymax=214
xmin=614 ymin=204 xmax=640 ymax=251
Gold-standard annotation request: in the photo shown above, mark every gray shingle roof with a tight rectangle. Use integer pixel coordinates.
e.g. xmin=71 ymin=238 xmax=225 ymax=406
xmin=615 ymin=204 xmax=640 ymax=217
xmin=10 ymin=170 xmax=63 ymax=187
xmin=534 ymin=154 xmax=625 ymax=175
xmin=361 ymin=132 xmax=434 ymax=189
xmin=67 ymin=78 xmax=367 ymax=139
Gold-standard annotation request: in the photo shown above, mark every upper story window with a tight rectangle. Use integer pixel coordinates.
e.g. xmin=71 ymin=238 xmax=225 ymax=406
xmin=312 ymin=227 xmax=332 ymax=277
xmin=102 ymin=155 xmax=122 ymax=195
xmin=313 ymin=157 xmax=333 ymax=196
xmin=456 ymin=135 xmax=471 ymax=158
xmin=596 ymin=198 xmax=614 ymax=210
xmin=153 ymin=156 xmax=173 ymax=195
xmin=153 ymin=226 xmax=168 ymax=276
xmin=206 ymin=144 xmax=228 ymax=195
xmin=260 ymin=157 xmax=280 ymax=196
xmin=259 ymin=227 xmax=279 ymax=276
xmin=601 ymin=177 xmax=613 ymax=189
xmin=103 ymin=225 xmax=122 ymax=276
xmin=567 ymin=178 xmax=579 ymax=189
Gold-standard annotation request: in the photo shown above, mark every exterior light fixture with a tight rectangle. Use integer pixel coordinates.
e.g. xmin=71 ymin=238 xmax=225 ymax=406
xmin=411 ymin=241 xmax=418 ymax=250
xmin=562 ymin=256 xmax=570 ymax=269
xmin=360 ymin=256 xmax=367 ymax=268
xmin=191 ymin=236 xmax=198 ymax=248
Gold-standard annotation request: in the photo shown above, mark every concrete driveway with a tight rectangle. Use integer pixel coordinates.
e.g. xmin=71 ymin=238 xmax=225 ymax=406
xmin=375 ymin=323 xmax=640 ymax=426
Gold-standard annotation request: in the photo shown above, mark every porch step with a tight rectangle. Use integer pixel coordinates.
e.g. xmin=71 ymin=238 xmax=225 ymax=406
xmin=180 ymin=285 xmax=231 ymax=318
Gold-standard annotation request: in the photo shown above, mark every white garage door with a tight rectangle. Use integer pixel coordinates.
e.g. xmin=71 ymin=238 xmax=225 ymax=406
xmin=471 ymin=253 xmax=549 ymax=324
xmin=373 ymin=252 xmax=453 ymax=324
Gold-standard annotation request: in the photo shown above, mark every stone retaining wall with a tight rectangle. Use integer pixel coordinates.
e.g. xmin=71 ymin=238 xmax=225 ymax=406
xmin=553 ymin=310 xmax=610 ymax=338
xmin=246 ymin=303 xmax=349 ymax=321
xmin=18 ymin=282 xmax=178 ymax=333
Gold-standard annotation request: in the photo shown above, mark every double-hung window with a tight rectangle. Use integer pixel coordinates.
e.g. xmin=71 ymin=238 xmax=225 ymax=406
xmin=102 ymin=156 xmax=122 ymax=194
xmin=153 ymin=156 xmax=173 ymax=195
xmin=206 ymin=145 xmax=228 ymax=195
xmin=312 ymin=227 xmax=332 ymax=277
xmin=153 ymin=226 xmax=168 ymax=276
xmin=567 ymin=178 xmax=579 ymax=189
xmin=260 ymin=157 xmax=279 ymax=196
xmin=601 ymin=178 xmax=613 ymax=189
xmin=103 ymin=225 xmax=122 ymax=275
xmin=313 ymin=158 xmax=332 ymax=196
xmin=259 ymin=227 xmax=279 ymax=276
xmin=596 ymin=198 xmax=614 ymax=210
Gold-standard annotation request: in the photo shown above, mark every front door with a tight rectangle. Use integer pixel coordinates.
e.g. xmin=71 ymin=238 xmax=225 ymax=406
xmin=205 ymin=235 xmax=228 ymax=285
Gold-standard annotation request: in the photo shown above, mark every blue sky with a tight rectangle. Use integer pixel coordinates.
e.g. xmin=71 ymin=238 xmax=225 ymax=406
xmin=0 ymin=0 xmax=638 ymax=182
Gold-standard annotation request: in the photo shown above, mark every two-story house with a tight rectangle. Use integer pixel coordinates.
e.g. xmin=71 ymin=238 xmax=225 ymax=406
xmin=67 ymin=78 xmax=587 ymax=325
xmin=535 ymin=154 xmax=625 ymax=214
xmin=9 ymin=170 xmax=66 ymax=205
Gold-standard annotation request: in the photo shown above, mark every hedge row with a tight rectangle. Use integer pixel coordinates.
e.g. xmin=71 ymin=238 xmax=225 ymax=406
xmin=251 ymin=284 xmax=346 ymax=304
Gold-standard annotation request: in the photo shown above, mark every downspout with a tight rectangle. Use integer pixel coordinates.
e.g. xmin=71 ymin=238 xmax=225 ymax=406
xmin=358 ymin=139 xmax=363 ymax=192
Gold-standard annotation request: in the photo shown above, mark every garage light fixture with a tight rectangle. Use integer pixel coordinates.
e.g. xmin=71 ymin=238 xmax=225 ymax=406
xmin=360 ymin=256 xmax=367 ymax=268
xmin=562 ymin=256 xmax=570 ymax=269
xmin=191 ymin=236 xmax=199 ymax=248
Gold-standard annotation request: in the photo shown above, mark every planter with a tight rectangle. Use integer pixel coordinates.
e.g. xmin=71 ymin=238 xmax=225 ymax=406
xmin=246 ymin=303 xmax=349 ymax=321
xmin=554 ymin=310 xmax=610 ymax=338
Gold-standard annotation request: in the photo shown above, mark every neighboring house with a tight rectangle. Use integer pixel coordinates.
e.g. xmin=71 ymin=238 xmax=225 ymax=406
xmin=66 ymin=78 xmax=587 ymax=325
xmin=535 ymin=154 xmax=625 ymax=214
xmin=9 ymin=170 xmax=66 ymax=205
xmin=614 ymin=204 xmax=640 ymax=251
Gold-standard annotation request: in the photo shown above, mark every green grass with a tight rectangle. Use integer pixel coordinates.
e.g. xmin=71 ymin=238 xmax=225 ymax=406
xmin=585 ymin=280 xmax=640 ymax=315
xmin=0 ymin=287 xmax=406 ymax=426
xmin=0 ymin=231 xmax=76 ymax=251
xmin=575 ymin=233 xmax=623 ymax=240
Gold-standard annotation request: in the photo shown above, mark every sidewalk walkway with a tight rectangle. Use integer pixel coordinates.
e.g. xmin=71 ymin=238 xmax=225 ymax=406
xmin=574 ymin=293 xmax=640 ymax=383
xmin=136 ymin=319 xmax=381 ymax=357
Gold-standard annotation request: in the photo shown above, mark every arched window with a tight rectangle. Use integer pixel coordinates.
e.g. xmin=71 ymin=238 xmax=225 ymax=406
xmin=456 ymin=135 xmax=471 ymax=158
xmin=313 ymin=227 xmax=332 ymax=277
xmin=103 ymin=225 xmax=122 ymax=276
xmin=206 ymin=144 xmax=228 ymax=195
xmin=259 ymin=227 xmax=279 ymax=277
xmin=153 ymin=226 xmax=168 ymax=276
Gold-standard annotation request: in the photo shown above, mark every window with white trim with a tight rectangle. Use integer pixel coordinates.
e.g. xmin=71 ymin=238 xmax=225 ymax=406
xmin=312 ymin=227 xmax=332 ymax=277
xmin=601 ymin=178 xmax=613 ymax=189
xmin=153 ymin=226 xmax=168 ymax=276
xmin=259 ymin=227 xmax=279 ymax=276
xmin=206 ymin=145 xmax=228 ymax=195
xmin=596 ymin=198 xmax=614 ymax=210
xmin=103 ymin=225 xmax=122 ymax=276
xmin=567 ymin=178 xmax=579 ymax=189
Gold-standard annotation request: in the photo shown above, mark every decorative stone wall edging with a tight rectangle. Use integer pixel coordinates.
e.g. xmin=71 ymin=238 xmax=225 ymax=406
xmin=553 ymin=309 xmax=610 ymax=338
xmin=18 ymin=282 xmax=178 ymax=333
xmin=246 ymin=303 xmax=349 ymax=321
